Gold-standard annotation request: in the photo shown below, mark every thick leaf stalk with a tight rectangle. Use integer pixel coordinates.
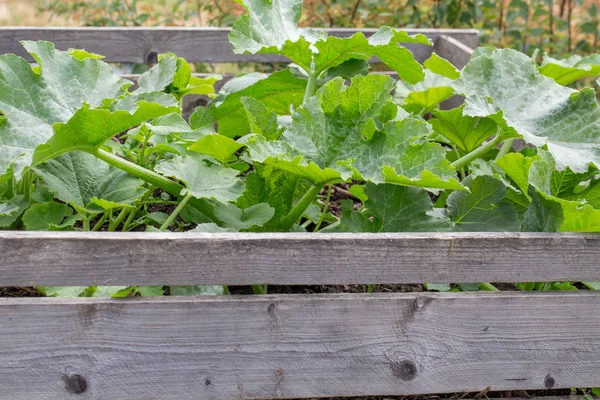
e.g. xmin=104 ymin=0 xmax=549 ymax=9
xmin=92 ymin=149 xmax=217 ymax=222
xmin=451 ymin=135 xmax=504 ymax=170
xmin=281 ymin=184 xmax=323 ymax=231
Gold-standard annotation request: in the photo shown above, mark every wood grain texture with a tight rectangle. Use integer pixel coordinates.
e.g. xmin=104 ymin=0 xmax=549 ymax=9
xmin=1 ymin=232 xmax=600 ymax=286
xmin=1 ymin=292 xmax=599 ymax=399
xmin=434 ymin=34 xmax=475 ymax=68
xmin=0 ymin=27 xmax=478 ymax=64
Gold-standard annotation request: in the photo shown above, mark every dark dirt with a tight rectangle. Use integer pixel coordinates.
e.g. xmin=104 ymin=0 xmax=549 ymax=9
xmin=285 ymin=388 xmax=580 ymax=400
xmin=0 ymin=287 xmax=43 ymax=297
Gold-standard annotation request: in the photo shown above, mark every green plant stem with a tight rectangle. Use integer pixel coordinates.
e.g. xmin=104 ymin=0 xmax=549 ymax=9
xmin=5 ymin=176 xmax=14 ymax=199
xmin=252 ymin=284 xmax=268 ymax=295
xmin=138 ymin=132 xmax=151 ymax=167
xmin=314 ymin=184 xmax=332 ymax=232
xmin=479 ymin=282 xmax=499 ymax=292
xmin=22 ymin=173 xmax=32 ymax=202
xmin=160 ymin=192 xmax=193 ymax=231
xmin=496 ymin=138 xmax=515 ymax=160
xmin=281 ymin=184 xmax=323 ymax=231
xmin=451 ymin=135 xmax=504 ymax=170
xmin=303 ymin=70 xmax=317 ymax=105
xmin=452 ymin=145 xmax=466 ymax=180
xmin=122 ymin=207 xmax=140 ymax=232
xmin=93 ymin=149 xmax=217 ymax=221
xmin=82 ymin=216 xmax=91 ymax=232
xmin=108 ymin=207 xmax=130 ymax=231
xmin=533 ymin=282 xmax=546 ymax=291
xmin=91 ymin=213 xmax=108 ymax=231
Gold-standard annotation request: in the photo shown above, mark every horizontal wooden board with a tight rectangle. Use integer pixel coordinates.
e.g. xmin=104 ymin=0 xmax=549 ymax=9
xmin=434 ymin=34 xmax=475 ymax=69
xmin=1 ymin=292 xmax=599 ymax=399
xmin=1 ymin=232 xmax=600 ymax=286
xmin=0 ymin=27 xmax=478 ymax=63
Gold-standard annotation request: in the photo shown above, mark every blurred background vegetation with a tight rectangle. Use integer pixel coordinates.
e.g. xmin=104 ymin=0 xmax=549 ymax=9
xmin=0 ymin=0 xmax=597 ymax=57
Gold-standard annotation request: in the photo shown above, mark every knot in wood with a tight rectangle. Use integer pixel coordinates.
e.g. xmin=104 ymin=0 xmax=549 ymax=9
xmin=389 ymin=358 xmax=418 ymax=381
xmin=64 ymin=374 xmax=88 ymax=394
xmin=146 ymin=51 xmax=158 ymax=64
xmin=544 ymin=374 xmax=555 ymax=389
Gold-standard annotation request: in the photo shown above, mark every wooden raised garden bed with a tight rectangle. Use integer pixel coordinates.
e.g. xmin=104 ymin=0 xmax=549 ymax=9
xmin=1 ymin=27 xmax=599 ymax=400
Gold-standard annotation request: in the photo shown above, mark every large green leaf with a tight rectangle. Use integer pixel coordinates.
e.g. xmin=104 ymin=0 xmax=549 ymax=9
xmin=0 ymin=41 xmax=129 ymax=180
xmin=138 ymin=53 xmax=219 ymax=99
xmin=395 ymin=69 xmax=454 ymax=114
xmin=137 ymin=55 xmax=178 ymax=94
xmin=342 ymin=183 xmax=450 ymax=232
xmin=523 ymin=187 xmax=563 ymax=232
xmin=34 ymin=152 xmax=147 ymax=214
xmin=208 ymin=70 xmax=306 ymax=138
xmin=311 ymin=28 xmax=430 ymax=83
xmin=430 ymin=106 xmax=498 ymax=153
xmin=538 ymin=54 xmax=600 ymax=85
xmin=22 ymin=201 xmax=75 ymax=231
xmin=155 ymin=155 xmax=244 ymax=203
xmin=33 ymin=100 xmax=178 ymax=165
xmin=244 ymin=75 xmax=462 ymax=190
xmin=0 ymin=41 xmax=178 ymax=181
xmin=447 ymin=175 xmax=521 ymax=231
xmin=214 ymin=202 xmax=275 ymax=230
xmin=229 ymin=0 xmax=429 ymax=82
xmin=0 ymin=196 xmax=28 ymax=228
xmin=497 ymin=151 xmax=600 ymax=232
xmin=229 ymin=0 xmax=317 ymax=72
xmin=242 ymin=97 xmax=284 ymax=140
xmin=235 ymin=165 xmax=301 ymax=232
xmin=423 ymin=53 xmax=460 ymax=79
xmin=454 ymin=48 xmax=600 ymax=173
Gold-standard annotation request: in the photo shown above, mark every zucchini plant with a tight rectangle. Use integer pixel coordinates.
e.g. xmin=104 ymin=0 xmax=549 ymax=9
xmin=2 ymin=0 xmax=600 ymax=298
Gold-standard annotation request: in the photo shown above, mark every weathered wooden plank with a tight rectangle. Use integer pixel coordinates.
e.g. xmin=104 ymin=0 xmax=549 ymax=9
xmin=1 ymin=232 xmax=600 ymax=286
xmin=434 ymin=34 xmax=475 ymax=69
xmin=1 ymin=292 xmax=599 ymax=399
xmin=0 ymin=27 xmax=478 ymax=64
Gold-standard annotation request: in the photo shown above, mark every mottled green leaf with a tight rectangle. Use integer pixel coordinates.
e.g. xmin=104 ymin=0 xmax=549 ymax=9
xmin=448 ymin=175 xmax=521 ymax=231
xmin=137 ymin=55 xmax=178 ymax=93
xmin=0 ymin=195 xmax=29 ymax=227
xmin=155 ymin=154 xmax=244 ymax=203
xmin=245 ymin=75 xmax=462 ymax=190
xmin=455 ymin=48 xmax=600 ymax=173
xmin=214 ymin=202 xmax=275 ymax=230
xmin=539 ymin=54 xmax=600 ymax=85
xmin=242 ymin=97 xmax=283 ymax=140
xmin=229 ymin=0 xmax=316 ymax=72
xmin=343 ymin=183 xmax=450 ymax=232
xmin=235 ymin=166 xmax=300 ymax=232
xmin=0 ymin=41 xmax=131 ymax=180
xmin=34 ymin=152 xmax=147 ymax=213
